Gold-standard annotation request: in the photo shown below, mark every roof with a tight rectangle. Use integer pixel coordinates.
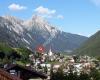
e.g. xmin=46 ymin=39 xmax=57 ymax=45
xmin=0 ymin=68 xmax=22 ymax=80
xmin=5 ymin=64 xmax=47 ymax=79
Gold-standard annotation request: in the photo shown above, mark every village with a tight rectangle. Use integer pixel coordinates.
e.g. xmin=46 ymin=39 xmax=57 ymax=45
xmin=0 ymin=47 xmax=99 ymax=80
xmin=0 ymin=49 xmax=100 ymax=80
xmin=28 ymin=48 xmax=100 ymax=80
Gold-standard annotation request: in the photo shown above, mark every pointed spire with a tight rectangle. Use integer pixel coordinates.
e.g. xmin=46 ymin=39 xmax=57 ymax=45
xmin=48 ymin=46 xmax=53 ymax=56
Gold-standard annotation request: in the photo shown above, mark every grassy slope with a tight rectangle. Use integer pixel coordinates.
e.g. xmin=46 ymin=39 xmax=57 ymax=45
xmin=74 ymin=31 xmax=100 ymax=56
xmin=0 ymin=42 xmax=32 ymax=65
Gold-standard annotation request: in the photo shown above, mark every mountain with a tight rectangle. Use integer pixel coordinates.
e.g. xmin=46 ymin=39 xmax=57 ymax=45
xmin=0 ymin=15 xmax=88 ymax=52
xmin=74 ymin=31 xmax=100 ymax=56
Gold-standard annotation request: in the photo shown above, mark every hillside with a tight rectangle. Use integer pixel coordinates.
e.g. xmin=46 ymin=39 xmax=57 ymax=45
xmin=74 ymin=31 xmax=100 ymax=56
xmin=0 ymin=42 xmax=32 ymax=65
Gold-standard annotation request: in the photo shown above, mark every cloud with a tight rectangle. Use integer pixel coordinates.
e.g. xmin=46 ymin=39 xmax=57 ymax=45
xmin=34 ymin=6 xmax=64 ymax=19
xmin=34 ymin=6 xmax=56 ymax=15
xmin=57 ymin=15 xmax=64 ymax=19
xmin=90 ymin=0 xmax=100 ymax=6
xmin=8 ymin=3 xmax=27 ymax=11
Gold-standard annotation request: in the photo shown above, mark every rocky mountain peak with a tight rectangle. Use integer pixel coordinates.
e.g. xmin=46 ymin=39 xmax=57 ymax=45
xmin=0 ymin=15 xmax=88 ymax=52
xmin=3 ymin=15 xmax=23 ymax=24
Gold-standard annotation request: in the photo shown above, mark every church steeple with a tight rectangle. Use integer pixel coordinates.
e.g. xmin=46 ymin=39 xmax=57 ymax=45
xmin=48 ymin=47 xmax=53 ymax=56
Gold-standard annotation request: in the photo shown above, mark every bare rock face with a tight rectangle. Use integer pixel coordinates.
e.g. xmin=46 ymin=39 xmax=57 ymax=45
xmin=0 ymin=15 xmax=88 ymax=52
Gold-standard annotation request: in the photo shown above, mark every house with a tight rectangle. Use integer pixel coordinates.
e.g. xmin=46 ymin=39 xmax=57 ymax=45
xmin=5 ymin=64 xmax=47 ymax=80
xmin=0 ymin=68 xmax=22 ymax=80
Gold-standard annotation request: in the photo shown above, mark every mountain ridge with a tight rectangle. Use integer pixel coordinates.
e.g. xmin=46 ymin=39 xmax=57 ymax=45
xmin=0 ymin=15 xmax=88 ymax=52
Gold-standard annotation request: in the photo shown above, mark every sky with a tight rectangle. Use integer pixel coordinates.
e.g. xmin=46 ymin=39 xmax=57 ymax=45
xmin=0 ymin=0 xmax=100 ymax=37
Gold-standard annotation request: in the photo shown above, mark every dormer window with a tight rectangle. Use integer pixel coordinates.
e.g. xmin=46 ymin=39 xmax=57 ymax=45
xmin=10 ymin=70 xmax=17 ymax=76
